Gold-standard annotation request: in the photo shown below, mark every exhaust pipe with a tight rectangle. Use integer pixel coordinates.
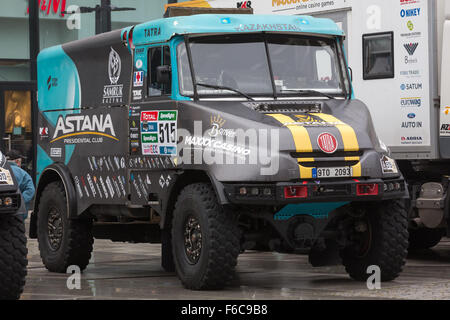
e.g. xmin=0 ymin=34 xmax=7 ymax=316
xmin=410 ymin=218 xmax=424 ymax=230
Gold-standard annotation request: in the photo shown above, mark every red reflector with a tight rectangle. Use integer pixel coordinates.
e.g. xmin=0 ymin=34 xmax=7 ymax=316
xmin=357 ymin=184 xmax=379 ymax=196
xmin=284 ymin=186 xmax=308 ymax=199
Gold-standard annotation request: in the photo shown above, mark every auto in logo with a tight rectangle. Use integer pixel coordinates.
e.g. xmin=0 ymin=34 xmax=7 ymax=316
xmin=108 ymin=47 xmax=121 ymax=85
xmin=404 ymin=43 xmax=419 ymax=55
xmin=133 ymin=71 xmax=144 ymax=87
xmin=317 ymin=133 xmax=338 ymax=154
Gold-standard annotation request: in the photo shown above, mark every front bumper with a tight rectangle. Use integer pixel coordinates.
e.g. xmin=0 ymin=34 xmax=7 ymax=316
xmin=223 ymin=178 xmax=407 ymax=205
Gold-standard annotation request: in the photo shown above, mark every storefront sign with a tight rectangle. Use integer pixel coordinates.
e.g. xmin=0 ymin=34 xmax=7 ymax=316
xmin=27 ymin=0 xmax=67 ymax=17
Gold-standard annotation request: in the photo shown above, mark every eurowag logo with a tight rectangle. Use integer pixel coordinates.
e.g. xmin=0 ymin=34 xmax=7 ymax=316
xmin=401 ymin=97 xmax=422 ymax=107
xmin=51 ymin=114 xmax=118 ymax=144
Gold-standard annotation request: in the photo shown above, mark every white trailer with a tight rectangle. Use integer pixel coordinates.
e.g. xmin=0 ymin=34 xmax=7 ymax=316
xmin=167 ymin=0 xmax=450 ymax=248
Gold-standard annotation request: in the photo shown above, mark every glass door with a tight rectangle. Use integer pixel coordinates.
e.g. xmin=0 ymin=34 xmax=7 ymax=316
xmin=1 ymin=89 xmax=33 ymax=174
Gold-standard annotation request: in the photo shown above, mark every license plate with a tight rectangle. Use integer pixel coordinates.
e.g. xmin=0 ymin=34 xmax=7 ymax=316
xmin=314 ymin=167 xmax=352 ymax=178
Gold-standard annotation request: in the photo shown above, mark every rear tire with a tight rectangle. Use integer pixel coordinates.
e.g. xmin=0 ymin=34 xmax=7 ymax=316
xmin=172 ymin=183 xmax=240 ymax=290
xmin=409 ymin=227 xmax=445 ymax=250
xmin=341 ymin=200 xmax=409 ymax=282
xmin=0 ymin=214 xmax=27 ymax=300
xmin=37 ymin=181 xmax=93 ymax=273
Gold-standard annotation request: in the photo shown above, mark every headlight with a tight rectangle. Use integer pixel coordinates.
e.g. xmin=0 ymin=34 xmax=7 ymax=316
xmin=3 ymin=197 xmax=12 ymax=206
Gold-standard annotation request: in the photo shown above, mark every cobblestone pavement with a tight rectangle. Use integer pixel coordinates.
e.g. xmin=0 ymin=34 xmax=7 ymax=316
xmin=21 ymin=235 xmax=450 ymax=300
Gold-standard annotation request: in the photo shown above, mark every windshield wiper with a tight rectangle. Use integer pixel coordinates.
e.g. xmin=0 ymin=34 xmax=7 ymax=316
xmin=280 ymin=89 xmax=336 ymax=100
xmin=196 ymin=83 xmax=255 ymax=101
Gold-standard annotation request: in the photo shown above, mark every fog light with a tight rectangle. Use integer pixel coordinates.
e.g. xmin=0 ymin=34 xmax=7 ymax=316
xmin=388 ymin=183 xmax=394 ymax=191
xmin=239 ymin=187 xmax=247 ymax=195
xmin=284 ymin=186 xmax=308 ymax=199
xmin=357 ymin=184 xmax=379 ymax=196
xmin=251 ymin=188 xmax=259 ymax=196
xmin=394 ymin=182 xmax=401 ymax=190
xmin=3 ymin=197 xmax=12 ymax=206
xmin=384 ymin=184 xmax=388 ymax=192
xmin=0 ymin=198 xmax=2 ymax=206
xmin=263 ymin=188 xmax=272 ymax=196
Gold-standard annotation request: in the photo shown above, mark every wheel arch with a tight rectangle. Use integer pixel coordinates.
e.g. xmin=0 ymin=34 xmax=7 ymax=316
xmin=29 ymin=163 xmax=78 ymax=238
xmin=161 ymin=170 xmax=228 ymax=230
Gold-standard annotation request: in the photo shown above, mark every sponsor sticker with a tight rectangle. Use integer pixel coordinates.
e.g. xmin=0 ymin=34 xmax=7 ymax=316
xmin=133 ymin=71 xmax=144 ymax=87
xmin=380 ymin=156 xmax=399 ymax=174
xmin=141 ymin=110 xmax=178 ymax=156
xmin=0 ymin=168 xmax=13 ymax=185
xmin=50 ymin=147 xmax=62 ymax=158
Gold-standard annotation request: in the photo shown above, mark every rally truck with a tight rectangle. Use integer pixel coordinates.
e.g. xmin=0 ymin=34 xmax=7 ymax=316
xmin=31 ymin=9 xmax=409 ymax=290
xmin=0 ymin=151 xmax=28 ymax=299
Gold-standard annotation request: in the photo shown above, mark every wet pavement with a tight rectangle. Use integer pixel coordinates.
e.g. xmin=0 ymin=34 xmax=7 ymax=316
xmin=21 ymin=231 xmax=450 ymax=300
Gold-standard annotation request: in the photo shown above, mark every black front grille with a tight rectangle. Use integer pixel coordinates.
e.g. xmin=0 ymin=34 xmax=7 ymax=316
xmin=291 ymin=151 xmax=363 ymax=159
xmin=300 ymin=160 xmax=359 ymax=168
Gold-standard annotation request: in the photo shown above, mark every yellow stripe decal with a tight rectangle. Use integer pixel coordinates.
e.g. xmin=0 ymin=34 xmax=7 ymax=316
xmin=345 ymin=156 xmax=360 ymax=161
xmin=268 ymin=114 xmax=313 ymax=179
xmin=352 ymin=163 xmax=362 ymax=177
xmin=298 ymin=158 xmax=315 ymax=163
xmin=299 ymin=166 xmax=313 ymax=179
xmin=315 ymin=113 xmax=359 ymax=152
xmin=268 ymin=114 xmax=313 ymax=153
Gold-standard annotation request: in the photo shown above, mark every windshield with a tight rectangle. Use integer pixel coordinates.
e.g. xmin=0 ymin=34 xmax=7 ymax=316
xmin=178 ymin=34 xmax=349 ymax=99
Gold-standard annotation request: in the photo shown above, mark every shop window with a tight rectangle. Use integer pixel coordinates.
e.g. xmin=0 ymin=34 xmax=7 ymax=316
xmin=363 ymin=32 xmax=394 ymax=80
xmin=148 ymin=46 xmax=171 ymax=96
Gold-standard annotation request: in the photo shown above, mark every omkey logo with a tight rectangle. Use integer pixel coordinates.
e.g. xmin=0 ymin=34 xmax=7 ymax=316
xmin=400 ymin=8 xmax=421 ymax=18
xmin=52 ymin=114 xmax=117 ymax=142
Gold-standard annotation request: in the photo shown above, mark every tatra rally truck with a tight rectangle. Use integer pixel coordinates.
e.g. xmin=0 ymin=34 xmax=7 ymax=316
xmin=31 ymin=7 xmax=409 ymax=290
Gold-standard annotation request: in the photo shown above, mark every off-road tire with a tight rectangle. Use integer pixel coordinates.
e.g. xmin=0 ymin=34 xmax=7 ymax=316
xmin=37 ymin=181 xmax=93 ymax=273
xmin=0 ymin=214 xmax=27 ymax=300
xmin=341 ymin=200 xmax=409 ymax=282
xmin=409 ymin=227 xmax=445 ymax=250
xmin=172 ymin=183 xmax=240 ymax=290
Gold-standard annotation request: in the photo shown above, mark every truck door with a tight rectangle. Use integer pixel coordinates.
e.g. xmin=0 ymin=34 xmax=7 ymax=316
xmin=129 ymin=44 xmax=178 ymax=209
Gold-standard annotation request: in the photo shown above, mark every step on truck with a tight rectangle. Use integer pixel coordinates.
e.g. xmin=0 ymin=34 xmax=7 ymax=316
xmin=32 ymin=8 xmax=409 ymax=289
xmin=0 ymin=151 xmax=28 ymax=299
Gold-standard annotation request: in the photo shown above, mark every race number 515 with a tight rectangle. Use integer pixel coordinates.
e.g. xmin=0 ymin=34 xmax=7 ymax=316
xmin=159 ymin=122 xmax=176 ymax=144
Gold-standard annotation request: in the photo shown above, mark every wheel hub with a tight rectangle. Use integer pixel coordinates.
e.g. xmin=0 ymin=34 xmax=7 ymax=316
xmin=184 ymin=216 xmax=202 ymax=264
xmin=47 ymin=207 xmax=63 ymax=251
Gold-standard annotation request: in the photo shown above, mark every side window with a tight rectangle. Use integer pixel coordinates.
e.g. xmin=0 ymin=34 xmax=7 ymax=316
xmin=148 ymin=46 xmax=171 ymax=97
xmin=148 ymin=47 xmax=162 ymax=96
xmin=363 ymin=32 xmax=394 ymax=80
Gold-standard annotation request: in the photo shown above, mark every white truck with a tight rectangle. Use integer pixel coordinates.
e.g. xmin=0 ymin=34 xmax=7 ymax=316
xmin=167 ymin=0 xmax=450 ymax=249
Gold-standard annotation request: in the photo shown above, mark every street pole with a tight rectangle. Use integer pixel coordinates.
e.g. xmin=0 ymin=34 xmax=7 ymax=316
xmin=29 ymin=0 xmax=39 ymax=81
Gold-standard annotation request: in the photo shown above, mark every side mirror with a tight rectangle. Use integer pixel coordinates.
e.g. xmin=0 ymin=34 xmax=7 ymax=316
xmin=157 ymin=65 xmax=171 ymax=85
xmin=348 ymin=67 xmax=353 ymax=82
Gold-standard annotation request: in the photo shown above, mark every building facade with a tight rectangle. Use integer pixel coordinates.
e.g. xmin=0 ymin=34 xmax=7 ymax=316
xmin=0 ymin=0 xmax=172 ymax=176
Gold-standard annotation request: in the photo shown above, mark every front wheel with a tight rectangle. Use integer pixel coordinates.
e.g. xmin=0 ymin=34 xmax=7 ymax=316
xmin=340 ymin=200 xmax=409 ymax=282
xmin=0 ymin=214 xmax=28 ymax=300
xmin=37 ymin=181 xmax=94 ymax=273
xmin=172 ymin=183 xmax=240 ymax=290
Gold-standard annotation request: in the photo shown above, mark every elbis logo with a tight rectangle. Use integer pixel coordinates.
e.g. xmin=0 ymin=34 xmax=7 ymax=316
xmin=52 ymin=114 xmax=117 ymax=143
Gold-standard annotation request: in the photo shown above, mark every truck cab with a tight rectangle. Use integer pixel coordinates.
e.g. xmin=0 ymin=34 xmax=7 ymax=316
xmin=33 ymin=11 xmax=409 ymax=290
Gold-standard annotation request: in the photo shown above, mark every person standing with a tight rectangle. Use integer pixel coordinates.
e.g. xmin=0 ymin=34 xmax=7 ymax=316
xmin=6 ymin=150 xmax=35 ymax=220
